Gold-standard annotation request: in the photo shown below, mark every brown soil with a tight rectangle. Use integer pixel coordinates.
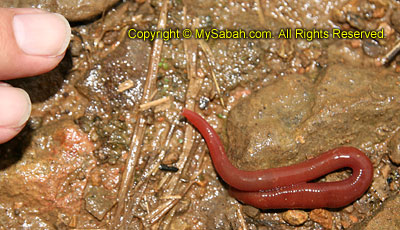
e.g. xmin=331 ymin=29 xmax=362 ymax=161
xmin=0 ymin=0 xmax=400 ymax=229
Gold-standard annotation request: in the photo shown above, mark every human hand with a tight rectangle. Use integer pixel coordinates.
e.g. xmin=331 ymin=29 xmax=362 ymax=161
xmin=0 ymin=8 xmax=71 ymax=143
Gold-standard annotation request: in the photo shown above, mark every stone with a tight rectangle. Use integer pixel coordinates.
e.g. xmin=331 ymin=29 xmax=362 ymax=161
xmin=282 ymin=210 xmax=308 ymax=226
xmin=310 ymin=209 xmax=333 ymax=229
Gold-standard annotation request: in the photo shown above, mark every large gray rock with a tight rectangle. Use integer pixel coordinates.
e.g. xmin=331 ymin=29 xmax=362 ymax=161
xmin=227 ymin=64 xmax=400 ymax=170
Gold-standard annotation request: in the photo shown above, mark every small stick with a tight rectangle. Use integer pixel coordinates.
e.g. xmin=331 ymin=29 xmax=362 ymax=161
xmin=381 ymin=40 xmax=400 ymax=65
xmin=144 ymin=195 xmax=150 ymax=215
xmin=139 ymin=97 xmax=171 ymax=111
xmin=111 ymin=0 xmax=169 ymax=229
xmin=160 ymin=195 xmax=182 ymax=199
xmin=237 ymin=206 xmax=248 ymax=230
xmin=117 ymin=79 xmax=134 ymax=92
xmin=198 ymin=40 xmax=226 ymax=108
xmin=255 ymin=0 xmax=266 ymax=25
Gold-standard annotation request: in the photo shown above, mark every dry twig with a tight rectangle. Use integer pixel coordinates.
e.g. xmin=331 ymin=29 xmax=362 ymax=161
xmin=139 ymin=96 xmax=172 ymax=111
xmin=237 ymin=205 xmax=248 ymax=230
xmin=255 ymin=0 xmax=266 ymax=25
xmin=198 ymin=40 xmax=226 ymax=108
xmin=142 ymin=13 xmax=209 ymax=227
xmin=111 ymin=0 xmax=169 ymax=228
xmin=381 ymin=40 xmax=400 ymax=65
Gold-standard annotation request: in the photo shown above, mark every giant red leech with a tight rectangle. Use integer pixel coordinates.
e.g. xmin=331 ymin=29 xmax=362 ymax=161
xmin=182 ymin=109 xmax=373 ymax=209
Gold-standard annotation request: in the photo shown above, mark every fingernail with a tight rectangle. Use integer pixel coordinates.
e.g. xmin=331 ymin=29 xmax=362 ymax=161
xmin=0 ymin=85 xmax=31 ymax=129
xmin=13 ymin=12 xmax=71 ymax=56
xmin=0 ymin=82 xmax=11 ymax=87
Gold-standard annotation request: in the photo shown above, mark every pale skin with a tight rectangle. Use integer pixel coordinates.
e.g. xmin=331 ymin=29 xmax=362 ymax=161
xmin=0 ymin=8 xmax=71 ymax=143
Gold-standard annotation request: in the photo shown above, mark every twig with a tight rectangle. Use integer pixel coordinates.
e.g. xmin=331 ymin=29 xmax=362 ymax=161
xmin=255 ymin=0 xmax=266 ymax=25
xmin=160 ymin=14 xmax=202 ymax=194
xmin=144 ymin=195 xmax=150 ymax=215
xmin=146 ymin=149 xmax=206 ymax=224
xmin=139 ymin=96 xmax=171 ymax=111
xmin=237 ymin=205 xmax=248 ymax=230
xmin=110 ymin=0 xmax=169 ymax=229
xmin=381 ymin=40 xmax=400 ymax=65
xmin=156 ymin=148 xmax=208 ymax=229
xmin=180 ymin=15 xmax=202 ymax=158
xmin=160 ymin=195 xmax=182 ymax=199
xmin=147 ymin=200 xmax=176 ymax=224
xmin=123 ymin=118 xmax=177 ymax=225
xmin=198 ymin=40 xmax=225 ymax=108
xmin=146 ymin=15 xmax=214 ymax=227
xmin=117 ymin=79 xmax=134 ymax=92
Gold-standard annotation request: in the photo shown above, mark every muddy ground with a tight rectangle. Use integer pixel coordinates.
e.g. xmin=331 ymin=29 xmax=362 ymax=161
xmin=0 ymin=0 xmax=400 ymax=229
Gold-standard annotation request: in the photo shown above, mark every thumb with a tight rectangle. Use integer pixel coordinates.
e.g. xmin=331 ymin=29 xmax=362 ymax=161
xmin=0 ymin=8 xmax=71 ymax=79
xmin=0 ymin=83 xmax=31 ymax=144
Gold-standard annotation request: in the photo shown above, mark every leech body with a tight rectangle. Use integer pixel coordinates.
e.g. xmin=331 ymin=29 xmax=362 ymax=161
xmin=182 ymin=109 xmax=373 ymax=209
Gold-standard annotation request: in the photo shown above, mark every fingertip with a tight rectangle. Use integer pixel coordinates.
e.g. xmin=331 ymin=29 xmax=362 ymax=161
xmin=13 ymin=12 xmax=71 ymax=57
xmin=0 ymin=84 xmax=31 ymax=129
xmin=0 ymin=126 xmax=23 ymax=144
xmin=0 ymin=83 xmax=30 ymax=144
xmin=0 ymin=8 xmax=71 ymax=79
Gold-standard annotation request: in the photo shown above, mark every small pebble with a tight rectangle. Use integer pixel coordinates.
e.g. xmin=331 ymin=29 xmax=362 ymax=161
xmin=373 ymin=7 xmax=386 ymax=18
xmin=162 ymin=151 xmax=179 ymax=164
xmin=350 ymin=40 xmax=361 ymax=49
xmin=175 ymin=200 xmax=191 ymax=214
xmin=346 ymin=12 xmax=366 ymax=30
xmin=343 ymin=205 xmax=354 ymax=213
xmin=310 ymin=209 xmax=333 ymax=229
xmin=199 ymin=96 xmax=210 ymax=110
xmin=341 ymin=219 xmax=351 ymax=229
xmin=388 ymin=132 xmax=400 ymax=164
xmin=331 ymin=8 xmax=346 ymax=23
xmin=371 ymin=176 xmax=389 ymax=201
xmin=242 ymin=205 xmax=260 ymax=218
xmin=377 ymin=22 xmax=394 ymax=38
xmin=381 ymin=164 xmax=391 ymax=178
xmin=390 ymin=9 xmax=400 ymax=33
xmin=362 ymin=39 xmax=384 ymax=57
xmin=348 ymin=214 xmax=358 ymax=224
xmin=282 ymin=210 xmax=308 ymax=226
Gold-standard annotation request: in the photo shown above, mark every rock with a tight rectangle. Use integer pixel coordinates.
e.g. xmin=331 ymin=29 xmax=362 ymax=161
xmin=331 ymin=8 xmax=346 ymax=23
xmin=371 ymin=176 xmax=389 ymax=202
xmin=391 ymin=8 xmax=400 ymax=33
xmin=162 ymin=151 xmax=180 ymax=164
xmin=346 ymin=12 xmax=366 ymax=30
xmin=84 ymin=186 xmax=116 ymax=220
xmin=226 ymin=74 xmax=314 ymax=170
xmin=0 ymin=121 xmax=96 ymax=214
xmin=226 ymin=64 xmax=400 ymax=171
xmin=170 ymin=217 xmax=191 ymax=230
xmin=381 ymin=164 xmax=391 ymax=179
xmin=242 ymin=205 xmax=260 ymax=218
xmin=362 ymin=39 xmax=384 ymax=57
xmin=175 ymin=199 xmax=191 ymax=214
xmin=0 ymin=0 xmax=120 ymax=22
xmin=282 ymin=210 xmax=308 ymax=226
xmin=75 ymin=37 xmax=151 ymax=112
xmin=341 ymin=220 xmax=351 ymax=228
xmin=364 ymin=195 xmax=400 ymax=230
xmin=388 ymin=131 xmax=400 ymax=164
xmin=310 ymin=209 xmax=333 ymax=229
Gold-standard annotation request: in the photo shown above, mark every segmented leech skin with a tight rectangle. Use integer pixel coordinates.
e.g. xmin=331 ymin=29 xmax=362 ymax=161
xmin=182 ymin=109 xmax=374 ymax=209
